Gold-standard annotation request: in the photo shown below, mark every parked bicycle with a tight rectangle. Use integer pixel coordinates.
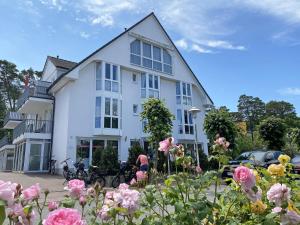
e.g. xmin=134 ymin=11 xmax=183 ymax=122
xmin=88 ymin=165 xmax=106 ymax=187
xmin=49 ymin=159 xmax=56 ymax=175
xmin=61 ymin=158 xmax=88 ymax=184
xmin=111 ymin=162 xmax=138 ymax=188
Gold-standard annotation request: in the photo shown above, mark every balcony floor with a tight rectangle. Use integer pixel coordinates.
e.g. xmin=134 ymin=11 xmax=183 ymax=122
xmin=18 ymin=97 xmax=53 ymax=114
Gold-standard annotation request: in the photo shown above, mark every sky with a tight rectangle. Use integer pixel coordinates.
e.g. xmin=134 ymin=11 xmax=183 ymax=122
xmin=0 ymin=0 xmax=299 ymax=114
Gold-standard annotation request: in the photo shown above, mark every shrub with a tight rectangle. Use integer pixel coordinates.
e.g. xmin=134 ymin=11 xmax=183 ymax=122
xmin=127 ymin=144 xmax=144 ymax=166
xmin=92 ymin=146 xmax=119 ymax=175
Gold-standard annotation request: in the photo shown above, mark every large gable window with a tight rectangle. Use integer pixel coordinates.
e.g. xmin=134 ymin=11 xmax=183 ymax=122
xmin=130 ymin=39 xmax=172 ymax=74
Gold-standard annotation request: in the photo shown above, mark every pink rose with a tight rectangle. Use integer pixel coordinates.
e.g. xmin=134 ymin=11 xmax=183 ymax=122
xmin=105 ymin=191 xmax=114 ymax=199
xmin=98 ymin=205 xmax=110 ymax=221
xmin=79 ymin=195 xmax=86 ymax=206
xmin=119 ymin=188 xmax=140 ymax=214
xmin=65 ymin=179 xmax=85 ymax=199
xmin=22 ymin=184 xmax=41 ymax=201
xmin=48 ymin=201 xmax=59 ymax=211
xmin=136 ymin=171 xmax=146 ymax=182
xmin=195 ymin=166 xmax=202 ymax=174
xmin=267 ymin=183 xmax=290 ymax=206
xmin=214 ymin=137 xmax=230 ymax=149
xmin=0 ymin=180 xmax=17 ymax=206
xmin=158 ymin=137 xmax=175 ymax=153
xmin=9 ymin=204 xmax=35 ymax=225
xmin=233 ymin=166 xmax=256 ymax=189
xmin=130 ymin=178 xmax=137 ymax=185
xmin=118 ymin=183 xmax=129 ymax=190
xmin=8 ymin=203 xmax=24 ymax=217
xmin=281 ymin=210 xmax=300 ymax=225
xmin=43 ymin=208 xmax=86 ymax=225
xmin=272 ymin=207 xmax=283 ymax=213
xmin=87 ymin=187 xmax=95 ymax=196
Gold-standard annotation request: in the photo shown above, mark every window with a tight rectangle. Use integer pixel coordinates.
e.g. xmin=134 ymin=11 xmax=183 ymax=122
xmin=163 ymin=49 xmax=172 ymax=74
xmin=133 ymin=104 xmax=138 ymax=114
xmin=104 ymin=63 xmax=119 ymax=92
xmin=104 ymin=98 xmax=119 ymax=129
xmin=132 ymin=74 xmax=137 ymax=82
xmin=130 ymin=40 xmax=141 ymax=65
xmin=141 ymin=73 xmax=159 ymax=98
xmin=76 ymin=139 xmax=90 ymax=169
xmin=176 ymin=81 xmax=192 ymax=105
xmin=130 ymin=39 xmax=172 ymax=74
xmin=184 ymin=110 xmax=194 ymax=134
xmin=177 ymin=109 xmax=183 ymax=134
xmin=95 ymin=97 xmax=101 ymax=128
xmin=96 ymin=63 xmax=102 ymax=90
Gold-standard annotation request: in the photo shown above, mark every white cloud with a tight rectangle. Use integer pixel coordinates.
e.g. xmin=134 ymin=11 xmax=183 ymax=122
xmin=205 ymin=40 xmax=246 ymax=50
xmin=174 ymin=39 xmax=188 ymax=50
xmin=191 ymin=44 xmax=214 ymax=54
xmin=278 ymin=87 xmax=300 ymax=96
xmin=80 ymin=31 xmax=90 ymax=39
xmin=91 ymin=15 xmax=114 ymax=26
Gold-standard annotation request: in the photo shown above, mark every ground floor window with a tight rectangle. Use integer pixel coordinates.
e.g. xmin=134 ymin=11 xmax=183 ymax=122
xmin=76 ymin=139 xmax=90 ymax=169
xmin=13 ymin=142 xmax=26 ymax=171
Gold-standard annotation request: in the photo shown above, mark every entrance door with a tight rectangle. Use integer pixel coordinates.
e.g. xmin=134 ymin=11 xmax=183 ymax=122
xmin=29 ymin=143 xmax=42 ymax=171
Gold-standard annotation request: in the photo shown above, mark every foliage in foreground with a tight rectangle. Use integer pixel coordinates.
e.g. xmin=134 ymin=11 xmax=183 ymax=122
xmin=0 ymin=138 xmax=300 ymax=225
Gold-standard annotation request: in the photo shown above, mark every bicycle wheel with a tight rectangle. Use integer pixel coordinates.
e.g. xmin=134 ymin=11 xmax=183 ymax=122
xmin=95 ymin=176 xmax=106 ymax=188
xmin=111 ymin=176 xmax=120 ymax=188
xmin=63 ymin=170 xmax=69 ymax=180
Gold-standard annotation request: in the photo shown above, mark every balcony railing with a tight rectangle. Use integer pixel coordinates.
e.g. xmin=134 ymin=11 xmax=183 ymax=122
xmin=17 ymin=81 xmax=53 ymax=109
xmin=3 ymin=112 xmax=24 ymax=126
xmin=13 ymin=119 xmax=52 ymax=140
xmin=0 ymin=136 xmax=12 ymax=148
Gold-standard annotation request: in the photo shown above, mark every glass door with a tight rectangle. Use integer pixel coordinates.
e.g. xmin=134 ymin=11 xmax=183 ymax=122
xmin=29 ymin=143 xmax=42 ymax=171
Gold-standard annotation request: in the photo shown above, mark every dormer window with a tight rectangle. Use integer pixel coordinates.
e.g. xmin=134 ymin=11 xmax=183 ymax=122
xmin=130 ymin=39 xmax=172 ymax=74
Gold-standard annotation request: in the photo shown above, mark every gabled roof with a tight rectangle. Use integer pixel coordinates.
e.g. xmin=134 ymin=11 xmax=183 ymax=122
xmin=47 ymin=56 xmax=77 ymax=70
xmin=48 ymin=12 xmax=213 ymax=105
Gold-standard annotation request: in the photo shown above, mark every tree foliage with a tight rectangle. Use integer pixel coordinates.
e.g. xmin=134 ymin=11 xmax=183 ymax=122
xmin=266 ymin=100 xmax=296 ymax=119
xmin=258 ymin=117 xmax=286 ymax=150
xmin=140 ymin=98 xmax=174 ymax=169
xmin=127 ymin=144 xmax=144 ymax=166
xmin=204 ymin=107 xmax=237 ymax=148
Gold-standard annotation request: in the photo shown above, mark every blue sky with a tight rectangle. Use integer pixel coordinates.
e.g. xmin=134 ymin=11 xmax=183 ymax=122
xmin=0 ymin=0 xmax=300 ymax=114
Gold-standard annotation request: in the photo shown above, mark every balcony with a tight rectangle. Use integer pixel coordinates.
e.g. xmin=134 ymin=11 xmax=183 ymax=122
xmin=0 ymin=136 xmax=13 ymax=149
xmin=17 ymin=81 xmax=53 ymax=113
xmin=13 ymin=119 xmax=52 ymax=142
xmin=3 ymin=112 xmax=24 ymax=129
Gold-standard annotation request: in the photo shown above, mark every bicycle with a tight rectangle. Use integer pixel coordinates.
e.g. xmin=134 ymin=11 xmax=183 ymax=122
xmin=61 ymin=158 xmax=88 ymax=184
xmin=111 ymin=162 xmax=138 ymax=188
xmin=49 ymin=159 xmax=56 ymax=175
xmin=88 ymin=165 xmax=106 ymax=187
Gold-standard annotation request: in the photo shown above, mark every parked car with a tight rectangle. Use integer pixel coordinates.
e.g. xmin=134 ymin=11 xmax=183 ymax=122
xmin=223 ymin=150 xmax=282 ymax=178
xmin=291 ymin=154 xmax=300 ymax=174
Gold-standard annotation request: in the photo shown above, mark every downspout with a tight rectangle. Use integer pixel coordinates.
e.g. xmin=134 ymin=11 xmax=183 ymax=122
xmin=49 ymin=96 xmax=55 ymax=170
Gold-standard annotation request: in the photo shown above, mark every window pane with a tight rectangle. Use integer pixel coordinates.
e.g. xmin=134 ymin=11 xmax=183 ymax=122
xmin=104 ymin=117 xmax=111 ymax=128
xmin=133 ymin=104 xmax=138 ymax=114
xmin=185 ymin=125 xmax=190 ymax=134
xmin=43 ymin=143 xmax=51 ymax=170
xmin=153 ymin=46 xmax=161 ymax=61
xmin=132 ymin=74 xmax=137 ymax=82
xmin=176 ymin=96 xmax=181 ymax=104
xmin=112 ymin=82 xmax=119 ymax=92
xmin=95 ymin=117 xmax=101 ymax=128
xmin=149 ymin=90 xmax=154 ymax=98
xmin=179 ymin=125 xmax=183 ymax=134
xmin=183 ymin=83 xmax=187 ymax=95
xmin=112 ymin=65 xmax=118 ymax=81
xmin=112 ymin=99 xmax=118 ymax=116
xmin=29 ymin=144 xmax=41 ymax=171
xmin=95 ymin=97 xmax=101 ymax=128
xmin=149 ymin=75 xmax=153 ymax=88
xmin=105 ymin=80 xmax=111 ymax=91
xmin=187 ymin=97 xmax=192 ymax=105
xmin=96 ymin=63 xmax=102 ymax=90
xmin=190 ymin=125 xmax=194 ymax=135
xmin=141 ymin=73 xmax=146 ymax=88
xmin=143 ymin=42 xmax=151 ymax=58
xmin=176 ymin=81 xmax=181 ymax=95
xmin=183 ymin=96 xmax=187 ymax=105
xmin=187 ymin=84 xmax=191 ymax=96
xmin=130 ymin=54 xmax=141 ymax=65
xmin=142 ymin=58 xmax=152 ymax=68
xmin=189 ymin=112 xmax=193 ymax=124
xmin=141 ymin=89 xmax=146 ymax=98
xmin=105 ymin=63 xmax=110 ymax=79
xmin=112 ymin=118 xmax=118 ymax=128
xmin=105 ymin=98 xmax=110 ymax=115
xmin=184 ymin=110 xmax=188 ymax=124
xmin=154 ymin=90 xmax=159 ymax=98
xmin=153 ymin=61 xmax=162 ymax=71
xmin=163 ymin=49 xmax=171 ymax=65
xmin=130 ymin=40 xmax=140 ymax=55
xmin=163 ymin=64 xmax=172 ymax=74
xmin=154 ymin=76 xmax=158 ymax=89
xmin=177 ymin=109 xmax=182 ymax=124
xmin=96 ymin=80 xmax=101 ymax=90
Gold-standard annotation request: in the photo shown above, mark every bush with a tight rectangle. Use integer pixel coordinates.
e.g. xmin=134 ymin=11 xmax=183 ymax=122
xmin=92 ymin=146 xmax=119 ymax=175
xmin=127 ymin=144 xmax=144 ymax=166
xmin=258 ymin=116 xmax=286 ymax=150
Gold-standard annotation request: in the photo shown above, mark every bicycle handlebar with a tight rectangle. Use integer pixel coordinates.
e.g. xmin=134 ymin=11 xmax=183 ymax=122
xmin=60 ymin=157 xmax=71 ymax=164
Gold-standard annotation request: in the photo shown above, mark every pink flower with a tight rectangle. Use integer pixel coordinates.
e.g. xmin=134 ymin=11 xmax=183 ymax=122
xmin=233 ymin=166 xmax=256 ymax=189
xmin=22 ymin=184 xmax=41 ymax=201
xmin=119 ymin=188 xmax=140 ymax=214
xmin=281 ymin=210 xmax=300 ymax=225
xmin=158 ymin=137 xmax=175 ymax=153
xmin=8 ymin=203 xmax=24 ymax=217
xmin=267 ymin=183 xmax=291 ymax=206
xmin=65 ymin=179 xmax=85 ymax=199
xmin=195 ymin=166 xmax=202 ymax=174
xmin=87 ymin=187 xmax=95 ymax=196
xmin=43 ymin=208 xmax=86 ymax=225
xmin=0 ymin=180 xmax=17 ymax=206
xmin=130 ymin=178 xmax=137 ymax=185
xmin=98 ymin=205 xmax=110 ymax=221
xmin=214 ymin=137 xmax=230 ymax=149
xmin=105 ymin=191 xmax=114 ymax=199
xmin=9 ymin=204 xmax=35 ymax=225
xmin=48 ymin=201 xmax=59 ymax=211
xmin=136 ymin=171 xmax=146 ymax=182
xmin=272 ymin=207 xmax=283 ymax=213
xmin=118 ymin=183 xmax=129 ymax=190
xmin=79 ymin=196 xmax=86 ymax=206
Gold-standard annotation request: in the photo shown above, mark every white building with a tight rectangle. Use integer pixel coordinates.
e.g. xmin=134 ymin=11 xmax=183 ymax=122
xmin=0 ymin=13 xmax=213 ymax=173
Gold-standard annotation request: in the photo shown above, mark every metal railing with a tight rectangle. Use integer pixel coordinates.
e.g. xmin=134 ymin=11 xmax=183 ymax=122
xmin=3 ymin=112 xmax=24 ymax=126
xmin=13 ymin=119 xmax=52 ymax=140
xmin=17 ymin=81 xmax=53 ymax=109
xmin=0 ymin=136 xmax=12 ymax=148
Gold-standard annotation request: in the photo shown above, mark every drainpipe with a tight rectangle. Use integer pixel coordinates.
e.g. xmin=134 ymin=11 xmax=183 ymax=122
xmin=49 ymin=96 xmax=55 ymax=170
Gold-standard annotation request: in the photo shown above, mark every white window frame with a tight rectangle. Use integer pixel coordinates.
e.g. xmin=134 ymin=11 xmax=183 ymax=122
xmin=104 ymin=63 xmax=119 ymax=93
xmin=176 ymin=81 xmax=192 ymax=106
xmin=130 ymin=40 xmax=141 ymax=66
xmin=104 ymin=97 xmax=120 ymax=129
xmin=141 ymin=73 xmax=160 ymax=99
xmin=95 ymin=97 xmax=101 ymax=128
xmin=183 ymin=109 xmax=194 ymax=135
xmin=96 ymin=63 xmax=102 ymax=90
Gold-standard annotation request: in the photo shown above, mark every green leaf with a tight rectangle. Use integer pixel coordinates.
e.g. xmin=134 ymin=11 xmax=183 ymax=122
xmin=61 ymin=197 xmax=76 ymax=208
xmin=0 ymin=205 xmax=5 ymax=225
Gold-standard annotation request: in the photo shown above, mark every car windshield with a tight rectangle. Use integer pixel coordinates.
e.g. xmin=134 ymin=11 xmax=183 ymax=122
xmin=236 ymin=152 xmax=265 ymax=161
xmin=292 ymin=156 xmax=300 ymax=163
